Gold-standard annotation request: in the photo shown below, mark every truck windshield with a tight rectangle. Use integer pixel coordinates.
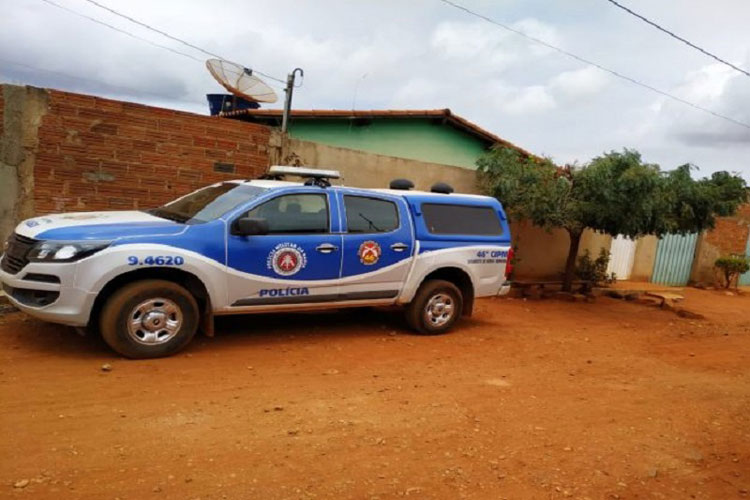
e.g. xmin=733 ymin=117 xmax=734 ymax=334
xmin=148 ymin=183 xmax=267 ymax=224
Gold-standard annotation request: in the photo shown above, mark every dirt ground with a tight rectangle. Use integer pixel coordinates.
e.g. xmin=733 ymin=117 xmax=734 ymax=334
xmin=1 ymin=287 xmax=749 ymax=500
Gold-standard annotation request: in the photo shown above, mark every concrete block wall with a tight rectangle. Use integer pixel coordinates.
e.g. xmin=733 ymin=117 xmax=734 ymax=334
xmin=0 ymin=84 xmax=271 ymax=244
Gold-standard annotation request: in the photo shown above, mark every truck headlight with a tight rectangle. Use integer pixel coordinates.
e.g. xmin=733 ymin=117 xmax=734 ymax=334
xmin=27 ymin=241 xmax=111 ymax=262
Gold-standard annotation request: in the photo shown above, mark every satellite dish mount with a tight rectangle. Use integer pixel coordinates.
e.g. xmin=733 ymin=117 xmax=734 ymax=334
xmin=281 ymin=68 xmax=304 ymax=133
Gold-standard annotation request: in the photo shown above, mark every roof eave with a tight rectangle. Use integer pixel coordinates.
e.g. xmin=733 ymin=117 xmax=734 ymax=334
xmin=219 ymin=108 xmax=536 ymax=158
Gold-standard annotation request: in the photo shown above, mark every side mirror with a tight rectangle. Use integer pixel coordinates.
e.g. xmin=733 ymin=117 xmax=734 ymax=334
xmin=232 ymin=217 xmax=269 ymax=236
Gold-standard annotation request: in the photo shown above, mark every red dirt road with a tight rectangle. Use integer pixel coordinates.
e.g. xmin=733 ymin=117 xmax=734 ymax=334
xmin=1 ymin=289 xmax=749 ymax=499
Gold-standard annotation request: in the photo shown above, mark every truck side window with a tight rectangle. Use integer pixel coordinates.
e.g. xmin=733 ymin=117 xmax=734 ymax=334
xmin=422 ymin=203 xmax=503 ymax=236
xmin=344 ymin=195 xmax=399 ymax=233
xmin=245 ymin=194 xmax=329 ymax=234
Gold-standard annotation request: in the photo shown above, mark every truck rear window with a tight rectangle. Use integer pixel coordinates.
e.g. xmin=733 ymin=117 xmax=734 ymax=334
xmin=422 ymin=203 xmax=503 ymax=236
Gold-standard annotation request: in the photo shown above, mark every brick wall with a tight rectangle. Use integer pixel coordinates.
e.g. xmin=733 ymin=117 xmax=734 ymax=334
xmin=704 ymin=204 xmax=750 ymax=255
xmin=34 ymin=89 xmax=271 ymax=214
xmin=691 ymin=202 xmax=750 ymax=284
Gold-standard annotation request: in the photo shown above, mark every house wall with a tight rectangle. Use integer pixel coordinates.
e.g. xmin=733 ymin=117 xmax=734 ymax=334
xmin=288 ymin=118 xmax=488 ymax=169
xmin=690 ymin=204 xmax=750 ymax=285
xmin=282 ymin=136 xmax=479 ymax=192
xmin=506 ymin=221 xmax=613 ymax=279
xmin=282 ymin=136 xmax=612 ymax=280
xmin=0 ymin=84 xmax=271 ymax=245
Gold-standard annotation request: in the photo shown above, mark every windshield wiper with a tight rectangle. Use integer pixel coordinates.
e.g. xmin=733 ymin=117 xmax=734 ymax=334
xmin=146 ymin=208 xmax=191 ymax=223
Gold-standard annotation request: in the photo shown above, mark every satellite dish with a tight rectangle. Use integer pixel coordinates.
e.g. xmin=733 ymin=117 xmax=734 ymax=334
xmin=206 ymin=58 xmax=278 ymax=104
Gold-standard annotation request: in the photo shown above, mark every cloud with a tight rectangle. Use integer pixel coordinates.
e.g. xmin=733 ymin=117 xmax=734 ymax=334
xmin=430 ymin=18 xmax=561 ymax=72
xmin=1 ymin=0 xmax=749 ymax=181
xmin=656 ymin=61 xmax=750 ymax=147
xmin=499 ymin=84 xmax=556 ymax=114
xmin=549 ymin=66 xmax=610 ymax=98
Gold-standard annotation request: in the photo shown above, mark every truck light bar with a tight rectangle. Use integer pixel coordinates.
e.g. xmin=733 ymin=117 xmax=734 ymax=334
xmin=268 ymin=165 xmax=341 ymax=180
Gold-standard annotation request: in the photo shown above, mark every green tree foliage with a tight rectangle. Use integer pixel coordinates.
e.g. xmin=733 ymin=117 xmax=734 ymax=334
xmin=714 ymin=255 xmax=750 ymax=289
xmin=575 ymin=248 xmax=614 ymax=285
xmin=477 ymin=147 xmax=748 ymax=291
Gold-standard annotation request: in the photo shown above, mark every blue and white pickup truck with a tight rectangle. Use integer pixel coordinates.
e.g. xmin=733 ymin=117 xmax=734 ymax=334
xmin=0 ymin=166 xmax=512 ymax=358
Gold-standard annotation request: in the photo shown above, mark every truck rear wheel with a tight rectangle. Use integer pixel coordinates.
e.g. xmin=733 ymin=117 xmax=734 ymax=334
xmin=406 ymin=279 xmax=463 ymax=335
xmin=99 ymin=280 xmax=199 ymax=359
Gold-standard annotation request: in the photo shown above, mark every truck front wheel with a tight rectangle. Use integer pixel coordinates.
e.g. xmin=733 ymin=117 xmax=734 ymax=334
xmin=405 ymin=279 xmax=463 ymax=335
xmin=99 ymin=280 xmax=199 ymax=359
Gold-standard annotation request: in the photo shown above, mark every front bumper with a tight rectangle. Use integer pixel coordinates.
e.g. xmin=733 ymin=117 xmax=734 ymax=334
xmin=0 ymin=257 xmax=96 ymax=326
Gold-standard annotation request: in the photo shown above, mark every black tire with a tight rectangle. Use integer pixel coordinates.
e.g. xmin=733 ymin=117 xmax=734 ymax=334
xmin=99 ymin=279 xmax=199 ymax=359
xmin=405 ymin=279 xmax=463 ymax=335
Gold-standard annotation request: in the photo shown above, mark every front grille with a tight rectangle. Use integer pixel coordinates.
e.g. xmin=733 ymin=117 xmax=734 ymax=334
xmin=1 ymin=233 xmax=37 ymax=275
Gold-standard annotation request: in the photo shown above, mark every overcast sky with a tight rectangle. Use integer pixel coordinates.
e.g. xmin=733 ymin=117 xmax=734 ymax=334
xmin=1 ymin=0 xmax=748 ymax=180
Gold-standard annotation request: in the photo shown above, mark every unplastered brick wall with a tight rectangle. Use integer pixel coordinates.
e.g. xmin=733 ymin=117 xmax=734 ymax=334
xmin=34 ymin=89 xmax=271 ymax=214
xmin=704 ymin=203 xmax=750 ymax=255
xmin=691 ymin=203 xmax=750 ymax=284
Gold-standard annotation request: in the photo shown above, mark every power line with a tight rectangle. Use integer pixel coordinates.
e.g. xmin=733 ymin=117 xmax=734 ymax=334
xmin=38 ymin=0 xmax=201 ymax=62
xmin=437 ymin=0 xmax=750 ymax=131
xmin=0 ymin=57 xmax=204 ymax=106
xmin=80 ymin=0 xmax=287 ymax=84
xmin=605 ymin=0 xmax=750 ymax=79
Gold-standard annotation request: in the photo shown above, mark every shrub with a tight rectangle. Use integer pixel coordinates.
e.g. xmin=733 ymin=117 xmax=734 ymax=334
xmin=575 ymin=248 xmax=615 ymax=286
xmin=714 ymin=255 xmax=750 ymax=289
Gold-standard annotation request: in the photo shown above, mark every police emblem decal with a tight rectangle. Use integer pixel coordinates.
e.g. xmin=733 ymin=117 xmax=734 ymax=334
xmin=267 ymin=243 xmax=307 ymax=276
xmin=358 ymin=241 xmax=382 ymax=266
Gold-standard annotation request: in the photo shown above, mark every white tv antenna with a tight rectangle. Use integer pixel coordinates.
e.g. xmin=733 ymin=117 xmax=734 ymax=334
xmin=206 ymin=58 xmax=278 ymax=104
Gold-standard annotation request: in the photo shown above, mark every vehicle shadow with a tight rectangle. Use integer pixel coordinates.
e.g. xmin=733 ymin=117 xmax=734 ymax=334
xmin=4 ymin=307 xmax=416 ymax=359
xmin=210 ymin=307 xmax=410 ymax=344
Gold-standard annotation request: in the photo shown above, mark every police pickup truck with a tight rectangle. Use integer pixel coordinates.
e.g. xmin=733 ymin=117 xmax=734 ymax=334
xmin=0 ymin=166 xmax=512 ymax=358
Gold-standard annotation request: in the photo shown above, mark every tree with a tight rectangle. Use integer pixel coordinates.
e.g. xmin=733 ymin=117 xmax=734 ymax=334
xmin=477 ymin=147 xmax=748 ymax=291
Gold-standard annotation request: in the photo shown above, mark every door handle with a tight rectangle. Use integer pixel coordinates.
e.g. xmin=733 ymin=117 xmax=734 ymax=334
xmin=390 ymin=243 xmax=409 ymax=252
xmin=316 ymin=243 xmax=339 ymax=254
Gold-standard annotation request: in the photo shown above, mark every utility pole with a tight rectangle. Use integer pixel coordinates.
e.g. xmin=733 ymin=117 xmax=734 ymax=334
xmin=281 ymin=68 xmax=304 ymax=133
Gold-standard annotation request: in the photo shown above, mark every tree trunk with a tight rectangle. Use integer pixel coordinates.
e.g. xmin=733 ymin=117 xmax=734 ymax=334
xmin=562 ymin=230 xmax=583 ymax=292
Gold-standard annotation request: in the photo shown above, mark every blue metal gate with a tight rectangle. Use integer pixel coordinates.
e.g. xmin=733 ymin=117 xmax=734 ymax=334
xmin=651 ymin=233 xmax=699 ymax=286
xmin=740 ymin=232 xmax=750 ymax=287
